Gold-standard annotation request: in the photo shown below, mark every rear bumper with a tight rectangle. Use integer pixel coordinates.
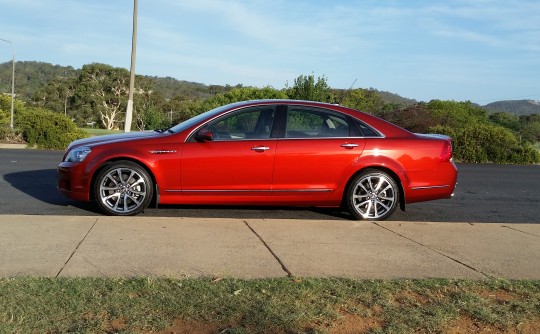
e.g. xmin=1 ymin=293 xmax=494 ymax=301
xmin=405 ymin=161 xmax=458 ymax=204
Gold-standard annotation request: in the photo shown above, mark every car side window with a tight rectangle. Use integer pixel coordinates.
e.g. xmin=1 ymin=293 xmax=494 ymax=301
xmin=207 ymin=107 xmax=275 ymax=140
xmin=285 ymin=108 xmax=350 ymax=138
xmin=355 ymin=119 xmax=382 ymax=137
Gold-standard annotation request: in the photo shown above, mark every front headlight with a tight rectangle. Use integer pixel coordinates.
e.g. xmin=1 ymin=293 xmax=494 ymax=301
xmin=64 ymin=146 xmax=92 ymax=162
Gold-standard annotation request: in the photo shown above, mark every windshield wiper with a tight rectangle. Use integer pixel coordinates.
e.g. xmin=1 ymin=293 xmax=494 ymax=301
xmin=154 ymin=127 xmax=175 ymax=134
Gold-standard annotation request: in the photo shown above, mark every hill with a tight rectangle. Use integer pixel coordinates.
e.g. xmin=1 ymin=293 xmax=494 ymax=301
xmin=0 ymin=61 xmax=78 ymax=100
xmin=483 ymin=100 xmax=540 ymax=116
xmin=0 ymin=61 xmax=416 ymax=106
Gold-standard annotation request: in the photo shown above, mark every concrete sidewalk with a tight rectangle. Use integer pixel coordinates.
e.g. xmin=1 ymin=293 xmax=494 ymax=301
xmin=1 ymin=215 xmax=539 ymax=279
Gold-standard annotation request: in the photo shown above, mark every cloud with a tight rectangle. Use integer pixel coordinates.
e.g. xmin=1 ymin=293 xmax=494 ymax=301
xmin=2 ymin=0 xmax=539 ymax=103
xmin=418 ymin=1 xmax=540 ymax=50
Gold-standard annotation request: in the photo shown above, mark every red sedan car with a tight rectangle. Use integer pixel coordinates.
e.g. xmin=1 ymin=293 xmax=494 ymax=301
xmin=58 ymin=100 xmax=457 ymax=220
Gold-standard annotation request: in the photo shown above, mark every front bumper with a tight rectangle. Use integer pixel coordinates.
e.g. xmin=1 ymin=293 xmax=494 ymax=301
xmin=57 ymin=162 xmax=91 ymax=201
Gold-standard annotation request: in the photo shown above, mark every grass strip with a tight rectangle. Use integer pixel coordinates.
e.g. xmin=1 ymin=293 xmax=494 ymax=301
xmin=82 ymin=128 xmax=123 ymax=136
xmin=1 ymin=277 xmax=539 ymax=333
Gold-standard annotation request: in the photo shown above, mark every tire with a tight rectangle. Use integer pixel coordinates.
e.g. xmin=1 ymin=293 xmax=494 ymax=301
xmin=346 ymin=169 xmax=399 ymax=221
xmin=93 ymin=161 xmax=153 ymax=216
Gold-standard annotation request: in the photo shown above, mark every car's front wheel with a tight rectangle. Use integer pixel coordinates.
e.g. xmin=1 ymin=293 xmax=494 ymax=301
xmin=346 ymin=169 xmax=399 ymax=221
xmin=94 ymin=161 xmax=153 ymax=216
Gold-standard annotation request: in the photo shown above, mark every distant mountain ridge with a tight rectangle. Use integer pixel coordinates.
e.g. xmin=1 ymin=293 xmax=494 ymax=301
xmin=482 ymin=100 xmax=540 ymax=116
xmin=0 ymin=61 xmax=415 ymax=107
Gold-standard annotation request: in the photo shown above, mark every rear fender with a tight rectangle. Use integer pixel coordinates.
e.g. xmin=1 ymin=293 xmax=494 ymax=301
xmin=350 ymin=155 xmax=408 ymax=211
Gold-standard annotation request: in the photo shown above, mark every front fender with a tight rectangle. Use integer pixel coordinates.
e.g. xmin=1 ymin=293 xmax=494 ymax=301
xmin=85 ymin=143 xmax=182 ymax=193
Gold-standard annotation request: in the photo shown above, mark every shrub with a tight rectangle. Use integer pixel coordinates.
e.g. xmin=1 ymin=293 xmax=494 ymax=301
xmin=430 ymin=124 xmax=540 ymax=164
xmin=16 ymin=108 xmax=88 ymax=149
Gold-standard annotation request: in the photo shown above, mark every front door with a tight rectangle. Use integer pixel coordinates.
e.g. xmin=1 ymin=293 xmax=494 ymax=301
xmin=181 ymin=106 xmax=277 ymax=193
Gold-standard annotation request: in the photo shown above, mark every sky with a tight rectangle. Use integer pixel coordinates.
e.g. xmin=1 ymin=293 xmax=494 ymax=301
xmin=0 ymin=0 xmax=539 ymax=105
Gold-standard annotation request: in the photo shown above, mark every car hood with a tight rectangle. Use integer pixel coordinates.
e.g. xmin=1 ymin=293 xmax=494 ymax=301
xmin=67 ymin=131 xmax=162 ymax=150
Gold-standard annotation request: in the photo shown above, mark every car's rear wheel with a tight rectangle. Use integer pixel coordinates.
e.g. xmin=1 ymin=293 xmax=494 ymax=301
xmin=346 ymin=169 xmax=399 ymax=221
xmin=94 ymin=161 xmax=153 ymax=216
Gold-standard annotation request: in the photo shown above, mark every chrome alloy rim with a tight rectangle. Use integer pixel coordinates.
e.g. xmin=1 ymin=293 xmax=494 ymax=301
xmin=352 ymin=174 xmax=396 ymax=219
xmin=98 ymin=167 xmax=148 ymax=214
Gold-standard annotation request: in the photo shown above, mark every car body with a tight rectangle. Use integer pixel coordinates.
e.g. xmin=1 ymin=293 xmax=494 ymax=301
xmin=58 ymin=99 xmax=457 ymax=220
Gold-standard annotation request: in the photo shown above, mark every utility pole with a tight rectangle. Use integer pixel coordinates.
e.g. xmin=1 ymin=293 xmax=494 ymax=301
xmin=0 ymin=38 xmax=15 ymax=129
xmin=125 ymin=0 xmax=138 ymax=132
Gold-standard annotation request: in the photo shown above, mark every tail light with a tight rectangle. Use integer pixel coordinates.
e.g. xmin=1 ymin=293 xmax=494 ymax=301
xmin=440 ymin=140 xmax=453 ymax=162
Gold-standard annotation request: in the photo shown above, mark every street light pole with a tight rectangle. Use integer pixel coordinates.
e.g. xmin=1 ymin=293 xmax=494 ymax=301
xmin=0 ymin=38 xmax=15 ymax=129
xmin=125 ymin=0 xmax=138 ymax=132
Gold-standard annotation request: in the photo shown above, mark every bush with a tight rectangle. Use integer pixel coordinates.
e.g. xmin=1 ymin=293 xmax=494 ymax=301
xmin=16 ymin=108 xmax=88 ymax=149
xmin=430 ymin=124 xmax=540 ymax=164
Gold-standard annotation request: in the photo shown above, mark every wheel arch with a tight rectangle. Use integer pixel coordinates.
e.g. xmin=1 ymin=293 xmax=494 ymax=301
xmin=343 ymin=165 xmax=406 ymax=212
xmin=89 ymin=157 xmax=159 ymax=206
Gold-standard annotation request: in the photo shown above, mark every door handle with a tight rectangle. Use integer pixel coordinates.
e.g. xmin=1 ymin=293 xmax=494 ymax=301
xmin=341 ymin=143 xmax=359 ymax=149
xmin=251 ymin=146 xmax=270 ymax=152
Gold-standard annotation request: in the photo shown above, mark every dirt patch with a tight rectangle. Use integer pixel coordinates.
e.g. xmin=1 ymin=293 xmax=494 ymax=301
xmin=446 ymin=316 xmax=540 ymax=334
xmin=477 ymin=289 xmax=520 ymax=303
xmin=128 ymin=315 xmax=540 ymax=334
xmin=0 ymin=132 xmax=25 ymax=144
xmin=158 ymin=318 xmax=225 ymax=334
xmin=327 ymin=313 xmax=383 ymax=334
xmin=108 ymin=318 xmax=128 ymax=332
xmin=393 ymin=290 xmax=432 ymax=305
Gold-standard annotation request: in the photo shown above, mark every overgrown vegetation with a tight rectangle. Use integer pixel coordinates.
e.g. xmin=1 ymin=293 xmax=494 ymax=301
xmin=1 ymin=61 xmax=539 ymax=163
xmin=0 ymin=95 xmax=88 ymax=149
xmin=16 ymin=108 xmax=88 ymax=149
xmin=0 ymin=277 xmax=539 ymax=333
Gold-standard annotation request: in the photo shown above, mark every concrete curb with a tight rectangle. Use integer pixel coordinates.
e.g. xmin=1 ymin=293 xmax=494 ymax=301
xmin=0 ymin=143 xmax=27 ymax=149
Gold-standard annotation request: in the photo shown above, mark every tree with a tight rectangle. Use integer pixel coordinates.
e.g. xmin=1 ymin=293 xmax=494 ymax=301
xmin=0 ymin=94 xmax=25 ymax=126
xmin=380 ymin=103 xmax=439 ymax=133
xmin=286 ymin=74 xmax=334 ymax=102
xmin=340 ymin=88 xmax=385 ymax=114
xmin=31 ymin=76 xmax=76 ymax=115
xmin=71 ymin=64 xmax=130 ymax=129
xmin=520 ymin=121 xmax=540 ymax=143
xmin=427 ymin=100 xmax=488 ymax=128
xmin=489 ymin=112 xmax=520 ymax=132
xmin=185 ymin=86 xmax=287 ymax=118
xmin=132 ymin=76 xmax=168 ymax=130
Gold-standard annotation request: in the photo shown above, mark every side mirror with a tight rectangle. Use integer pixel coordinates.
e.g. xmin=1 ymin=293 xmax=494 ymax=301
xmin=195 ymin=129 xmax=214 ymax=142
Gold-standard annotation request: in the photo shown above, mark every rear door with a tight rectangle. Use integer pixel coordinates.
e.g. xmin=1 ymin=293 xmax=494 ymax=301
xmin=272 ymin=106 xmax=365 ymax=193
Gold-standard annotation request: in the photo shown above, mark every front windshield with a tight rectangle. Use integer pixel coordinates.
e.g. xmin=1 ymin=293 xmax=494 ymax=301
xmin=168 ymin=103 xmax=239 ymax=134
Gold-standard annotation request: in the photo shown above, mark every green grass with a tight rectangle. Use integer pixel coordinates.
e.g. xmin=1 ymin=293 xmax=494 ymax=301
xmin=82 ymin=128 xmax=124 ymax=136
xmin=1 ymin=277 xmax=539 ymax=333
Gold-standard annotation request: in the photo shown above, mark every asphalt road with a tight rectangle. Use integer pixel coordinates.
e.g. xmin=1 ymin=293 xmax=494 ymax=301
xmin=1 ymin=148 xmax=539 ymax=223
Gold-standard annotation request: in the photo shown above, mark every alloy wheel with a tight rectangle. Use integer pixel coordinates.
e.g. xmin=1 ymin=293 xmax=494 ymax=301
xmin=95 ymin=162 xmax=153 ymax=215
xmin=348 ymin=170 xmax=398 ymax=220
